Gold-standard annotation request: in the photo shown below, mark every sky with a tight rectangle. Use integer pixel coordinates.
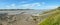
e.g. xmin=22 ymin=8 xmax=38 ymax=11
xmin=0 ymin=0 xmax=60 ymax=9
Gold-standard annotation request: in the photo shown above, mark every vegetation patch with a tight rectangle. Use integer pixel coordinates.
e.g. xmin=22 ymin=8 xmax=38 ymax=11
xmin=38 ymin=7 xmax=60 ymax=25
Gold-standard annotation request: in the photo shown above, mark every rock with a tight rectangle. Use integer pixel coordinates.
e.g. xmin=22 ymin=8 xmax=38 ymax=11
xmin=1 ymin=13 xmax=38 ymax=25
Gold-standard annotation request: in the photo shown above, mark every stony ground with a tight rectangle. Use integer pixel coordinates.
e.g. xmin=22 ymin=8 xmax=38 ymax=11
xmin=1 ymin=13 xmax=38 ymax=25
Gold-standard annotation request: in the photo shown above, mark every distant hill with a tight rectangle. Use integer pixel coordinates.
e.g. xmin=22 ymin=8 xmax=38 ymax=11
xmin=0 ymin=9 xmax=34 ymax=11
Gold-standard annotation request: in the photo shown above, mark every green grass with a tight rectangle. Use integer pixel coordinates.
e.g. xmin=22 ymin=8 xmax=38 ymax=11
xmin=38 ymin=7 xmax=60 ymax=25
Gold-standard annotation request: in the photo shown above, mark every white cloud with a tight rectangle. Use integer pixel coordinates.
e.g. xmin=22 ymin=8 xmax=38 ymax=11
xmin=11 ymin=4 xmax=16 ymax=7
xmin=6 ymin=6 xmax=10 ymax=7
xmin=6 ymin=2 xmax=45 ymax=9
xmin=28 ymin=0 xmax=35 ymax=1
xmin=19 ymin=3 xmax=41 ymax=9
xmin=41 ymin=6 xmax=59 ymax=10
xmin=20 ymin=1 xmax=27 ymax=3
xmin=6 ymin=4 xmax=16 ymax=7
xmin=6 ymin=4 xmax=16 ymax=9
xmin=32 ymin=3 xmax=41 ymax=6
xmin=42 ymin=2 xmax=45 ymax=4
xmin=47 ymin=6 xmax=58 ymax=8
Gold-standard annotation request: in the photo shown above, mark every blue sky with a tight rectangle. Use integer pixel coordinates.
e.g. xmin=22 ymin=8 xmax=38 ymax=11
xmin=0 ymin=0 xmax=60 ymax=9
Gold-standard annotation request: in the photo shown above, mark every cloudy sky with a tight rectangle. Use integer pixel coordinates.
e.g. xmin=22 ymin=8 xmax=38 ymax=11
xmin=0 ymin=0 xmax=60 ymax=9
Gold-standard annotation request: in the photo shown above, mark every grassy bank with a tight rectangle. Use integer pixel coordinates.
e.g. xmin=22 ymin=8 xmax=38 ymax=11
xmin=38 ymin=7 xmax=60 ymax=25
